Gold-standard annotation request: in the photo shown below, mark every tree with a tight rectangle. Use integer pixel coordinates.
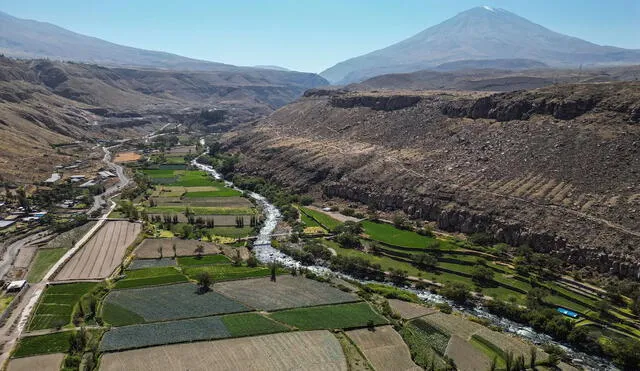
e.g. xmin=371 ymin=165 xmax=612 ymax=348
xmin=388 ymin=268 xmax=408 ymax=286
xmin=157 ymin=247 xmax=163 ymax=259
xmin=247 ymin=256 xmax=258 ymax=267
xmin=392 ymin=213 xmax=408 ymax=229
xmin=172 ymin=243 xmax=177 ymax=259
xmin=194 ymin=245 xmax=204 ymax=259
xmin=471 ymin=265 xmax=494 ymax=286
xmin=526 ymin=288 xmax=549 ymax=309
xmin=440 ymin=282 xmax=472 ymax=304
xmin=300 ymin=196 xmax=313 ymax=206
xmin=69 ymin=327 xmax=87 ymax=353
xmin=413 ymin=253 xmax=438 ymax=270
xmin=529 ymin=347 xmax=537 ymax=369
xmin=596 ymin=299 xmax=611 ymax=319
xmin=196 ymin=272 xmax=212 ymax=293
xmin=270 ymin=261 xmax=277 ymax=282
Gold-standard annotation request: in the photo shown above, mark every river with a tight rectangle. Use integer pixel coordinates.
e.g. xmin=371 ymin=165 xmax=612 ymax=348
xmin=192 ymin=155 xmax=616 ymax=371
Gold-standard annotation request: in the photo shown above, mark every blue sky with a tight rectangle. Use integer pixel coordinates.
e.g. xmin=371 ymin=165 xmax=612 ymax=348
xmin=2 ymin=0 xmax=639 ymax=72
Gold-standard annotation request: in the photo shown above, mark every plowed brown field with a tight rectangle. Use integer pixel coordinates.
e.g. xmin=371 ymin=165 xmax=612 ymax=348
xmin=100 ymin=330 xmax=347 ymax=371
xmin=347 ymin=325 xmax=421 ymax=371
xmin=55 ymin=221 xmax=141 ymax=280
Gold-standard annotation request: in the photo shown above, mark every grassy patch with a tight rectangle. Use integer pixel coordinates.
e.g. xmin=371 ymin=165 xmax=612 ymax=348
xmin=269 ymin=302 xmax=387 ymax=330
xmin=0 ymin=295 xmax=13 ymax=312
xmin=205 ymin=227 xmax=254 ymax=238
xmin=184 ymin=265 xmax=279 ymax=281
xmin=103 ymin=283 xmax=249 ymax=325
xmin=115 ymin=267 xmax=188 ymax=289
xmin=13 ymin=332 xmax=71 ymax=358
xmin=177 ymin=255 xmax=231 ymax=267
xmin=408 ymin=318 xmax=450 ymax=355
xmin=149 ymin=206 xmax=254 ymax=215
xmin=28 ymin=283 xmax=96 ymax=331
xmin=26 ymin=248 xmax=66 ymax=283
xmin=362 ymin=221 xmax=439 ymax=249
xmin=365 ymin=283 xmax=420 ymax=303
xmin=101 ymin=302 xmax=145 ymax=327
xmin=300 ymin=207 xmax=342 ymax=231
xmin=400 ymin=323 xmax=447 ymax=369
xmin=222 ymin=313 xmax=290 ymax=337
xmin=184 ymin=189 xmax=242 ymax=198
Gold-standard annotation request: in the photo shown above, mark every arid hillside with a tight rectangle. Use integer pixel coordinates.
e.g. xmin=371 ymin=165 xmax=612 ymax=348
xmin=0 ymin=57 xmax=327 ymax=183
xmin=224 ymin=83 xmax=640 ymax=277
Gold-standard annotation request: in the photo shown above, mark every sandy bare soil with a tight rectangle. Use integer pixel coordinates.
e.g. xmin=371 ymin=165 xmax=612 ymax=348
xmin=445 ymin=335 xmax=491 ymax=371
xmin=113 ymin=152 xmax=141 ymax=163
xmin=55 ymin=221 xmax=141 ymax=280
xmin=387 ymin=299 xmax=438 ymax=320
xmin=13 ymin=246 xmax=37 ymax=269
xmin=7 ymin=353 xmax=65 ymax=371
xmin=134 ymin=238 xmax=222 ymax=259
xmin=100 ymin=330 xmax=347 ymax=371
xmin=214 ymin=276 xmax=358 ymax=311
xmin=347 ymin=325 xmax=421 ymax=371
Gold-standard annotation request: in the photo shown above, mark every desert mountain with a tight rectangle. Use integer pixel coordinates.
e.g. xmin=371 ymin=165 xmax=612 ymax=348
xmin=0 ymin=10 xmax=285 ymax=74
xmin=223 ymin=82 xmax=640 ymax=277
xmin=351 ymin=65 xmax=640 ymax=92
xmin=321 ymin=6 xmax=640 ymax=84
xmin=0 ymin=56 xmax=327 ymax=183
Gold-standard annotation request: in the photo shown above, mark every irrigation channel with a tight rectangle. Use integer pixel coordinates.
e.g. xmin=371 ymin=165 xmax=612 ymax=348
xmin=192 ymin=155 xmax=615 ymax=371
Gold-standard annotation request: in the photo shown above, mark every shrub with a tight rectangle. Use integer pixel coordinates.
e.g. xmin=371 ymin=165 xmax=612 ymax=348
xmin=440 ymin=283 xmax=472 ymax=304
xmin=436 ymin=302 xmax=452 ymax=314
xmin=300 ymin=196 xmax=313 ymax=206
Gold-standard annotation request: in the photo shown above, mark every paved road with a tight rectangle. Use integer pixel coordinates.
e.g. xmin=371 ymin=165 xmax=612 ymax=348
xmin=87 ymin=146 xmax=131 ymax=215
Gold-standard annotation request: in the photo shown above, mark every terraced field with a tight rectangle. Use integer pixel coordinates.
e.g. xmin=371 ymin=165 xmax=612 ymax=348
xmin=102 ymin=282 xmax=250 ymax=325
xmin=214 ymin=276 xmax=359 ymax=311
xmin=27 ymin=282 xmax=96 ymax=331
xmin=100 ymin=313 xmax=289 ymax=351
xmin=346 ymin=325 xmax=421 ymax=371
xmin=7 ymin=353 xmax=64 ymax=371
xmin=100 ymin=330 xmax=348 ymax=371
xmin=55 ymin=221 xmax=141 ymax=280
xmin=134 ymin=238 xmax=222 ymax=258
xmin=269 ymin=302 xmax=387 ymax=330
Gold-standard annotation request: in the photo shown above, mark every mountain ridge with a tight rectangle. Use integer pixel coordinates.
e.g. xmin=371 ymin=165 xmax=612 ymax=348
xmin=320 ymin=6 xmax=640 ymax=84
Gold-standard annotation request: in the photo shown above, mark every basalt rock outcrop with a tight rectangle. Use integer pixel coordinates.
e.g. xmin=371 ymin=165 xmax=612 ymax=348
xmin=224 ymin=83 xmax=640 ymax=278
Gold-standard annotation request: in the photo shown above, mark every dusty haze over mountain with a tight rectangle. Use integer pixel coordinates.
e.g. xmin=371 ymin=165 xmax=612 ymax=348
xmin=321 ymin=6 xmax=640 ymax=84
xmin=0 ymin=10 xmax=292 ymax=73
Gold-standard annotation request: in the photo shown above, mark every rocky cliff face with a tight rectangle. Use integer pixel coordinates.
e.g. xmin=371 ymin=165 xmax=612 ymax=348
xmin=224 ymin=83 xmax=640 ymax=278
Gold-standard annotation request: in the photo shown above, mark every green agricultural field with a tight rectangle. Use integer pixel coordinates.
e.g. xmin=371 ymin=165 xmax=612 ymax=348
xmin=102 ymin=283 xmax=249 ymax=325
xmin=299 ymin=207 xmax=342 ymax=231
xmin=300 ymin=211 xmax=320 ymax=227
xmin=115 ymin=266 xmax=188 ymax=289
xmin=408 ymin=318 xmax=451 ymax=355
xmin=28 ymin=283 xmax=96 ymax=331
xmin=127 ymin=258 xmax=177 ymax=270
xmin=269 ymin=302 xmax=387 ymax=330
xmin=149 ymin=205 xmax=255 ymax=215
xmin=221 ymin=313 xmax=290 ymax=337
xmin=184 ymin=188 xmax=243 ymax=198
xmin=184 ymin=265 xmax=280 ymax=281
xmin=206 ymin=227 xmax=254 ymax=238
xmin=177 ymin=255 xmax=231 ymax=267
xmin=100 ymin=316 xmax=230 ymax=352
xmin=362 ymin=221 xmax=439 ymax=249
xmin=400 ymin=323 xmax=448 ymax=369
xmin=12 ymin=332 xmax=72 ymax=358
xmin=26 ymin=248 xmax=66 ymax=283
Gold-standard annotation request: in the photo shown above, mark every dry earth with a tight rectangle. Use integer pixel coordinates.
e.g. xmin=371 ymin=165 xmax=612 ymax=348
xmin=346 ymin=325 xmax=422 ymax=371
xmin=445 ymin=335 xmax=492 ymax=371
xmin=213 ymin=276 xmax=358 ymax=310
xmin=55 ymin=221 xmax=141 ymax=280
xmin=387 ymin=299 xmax=438 ymax=320
xmin=100 ymin=330 xmax=348 ymax=371
xmin=7 ymin=353 xmax=65 ymax=371
xmin=113 ymin=152 xmax=141 ymax=163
